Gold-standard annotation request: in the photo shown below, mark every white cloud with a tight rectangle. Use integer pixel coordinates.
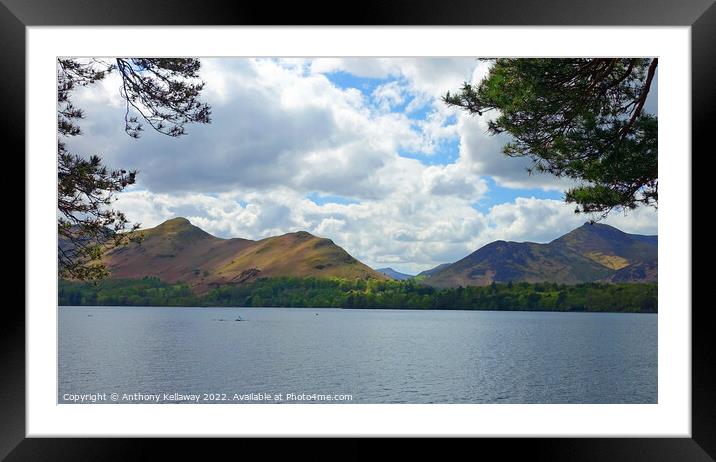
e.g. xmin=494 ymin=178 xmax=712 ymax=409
xmin=66 ymin=58 xmax=440 ymax=197
xmin=456 ymin=109 xmax=578 ymax=191
xmin=422 ymin=162 xmax=487 ymax=200
xmin=310 ymin=57 xmax=478 ymax=99
xmin=474 ymin=197 xmax=658 ymax=250
xmin=371 ymin=81 xmax=405 ymax=112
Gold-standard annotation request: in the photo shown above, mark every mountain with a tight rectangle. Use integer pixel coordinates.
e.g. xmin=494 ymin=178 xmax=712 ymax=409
xmin=605 ymin=260 xmax=658 ymax=283
xmin=551 ymin=223 xmax=657 ymax=271
xmin=375 ymin=267 xmax=414 ymax=280
xmin=98 ymin=219 xmax=655 ymax=292
xmin=425 ymin=240 xmax=612 ymax=288
xmin=425 ymin=223 xmax=657 ymax=288
xmin=104 ymin=217 xmax=387 ymax=293
xmin=416 ymin=263 xmax=451 ymax=278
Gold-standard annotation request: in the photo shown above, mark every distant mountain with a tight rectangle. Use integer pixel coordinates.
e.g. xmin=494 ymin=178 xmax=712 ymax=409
xmin=104 ymin=217 xmax=387 ymax=293
xmin=426 ymin=223 xmax=657 ymax=288
xmin=416 ymin=263 xmax=451 ymax=278
xmin=375 ymin=267 xmax=414 ymax=280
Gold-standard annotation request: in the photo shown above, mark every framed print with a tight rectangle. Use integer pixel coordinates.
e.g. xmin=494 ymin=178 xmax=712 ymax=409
xmin=6 ymin=0 xmax=713 ymax=458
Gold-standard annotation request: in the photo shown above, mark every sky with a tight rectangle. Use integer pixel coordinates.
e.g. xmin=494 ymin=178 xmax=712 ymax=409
xmin=65 ymin=58 xmax=658 ymax=275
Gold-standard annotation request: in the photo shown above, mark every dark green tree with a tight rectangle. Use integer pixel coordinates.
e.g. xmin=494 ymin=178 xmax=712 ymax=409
xmin=58 ymin=58 xmax=211 ymax=280
xmin=444 ymin=58 xmax=657 ymax=218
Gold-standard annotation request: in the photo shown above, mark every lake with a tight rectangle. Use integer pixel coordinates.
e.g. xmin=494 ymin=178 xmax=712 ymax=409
xmin=58 ymin=307 xmax=657 ymax=404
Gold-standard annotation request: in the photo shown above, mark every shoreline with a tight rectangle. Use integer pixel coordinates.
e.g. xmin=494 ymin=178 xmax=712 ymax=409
xmin=58 ymin=305 xmax=658 ymax=314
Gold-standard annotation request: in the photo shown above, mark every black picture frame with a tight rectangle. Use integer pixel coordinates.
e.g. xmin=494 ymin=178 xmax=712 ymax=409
xmin=5 ymin=0 xmax=711 ymax=459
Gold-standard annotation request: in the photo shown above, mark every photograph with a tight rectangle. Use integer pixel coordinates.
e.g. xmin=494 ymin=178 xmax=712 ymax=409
xmin=8 ymin=0 xmax=710 ymax=452
xmin=57 ymin=56 xmax=659 ymax=405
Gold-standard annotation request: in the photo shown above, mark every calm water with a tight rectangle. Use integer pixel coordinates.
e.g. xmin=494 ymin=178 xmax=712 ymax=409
xmin=59 ymin=307 xmax=657 ymax=404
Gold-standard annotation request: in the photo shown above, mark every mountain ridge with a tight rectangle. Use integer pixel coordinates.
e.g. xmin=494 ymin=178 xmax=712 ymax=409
xmin=98 ymin=218 xmax=656 ymax=292
xmin=104 ymin=217 xmax=387 ymax=293
xmin=416 ymin=263 xmax=452 ymax=278
xmin=375 ymin=267 xmax=414 ymax=280
xmin=424 ymin=222 xmax=657 ymax=288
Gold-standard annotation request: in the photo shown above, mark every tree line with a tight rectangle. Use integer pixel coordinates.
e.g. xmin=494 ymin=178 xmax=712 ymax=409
xmin=59 ymin=277 xmax=657 ymax=313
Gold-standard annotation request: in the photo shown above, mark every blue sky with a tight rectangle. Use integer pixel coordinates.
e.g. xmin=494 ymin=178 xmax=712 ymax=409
xmin=67 ymin=58 xmax=658 ymax=274
xmin=324 ymin=70 xmax=388 ymax=94
xmin=471 ymin=178 xmax=564 ymax=213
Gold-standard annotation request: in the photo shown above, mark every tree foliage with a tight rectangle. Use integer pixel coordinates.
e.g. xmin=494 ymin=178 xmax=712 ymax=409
xmin=57 ymin=58 xmax=211 ymax=280
xmin=443 ymin=58 xmax=658 ymax=218
xmin=59 ymin=277 xmax=658 ymax=313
